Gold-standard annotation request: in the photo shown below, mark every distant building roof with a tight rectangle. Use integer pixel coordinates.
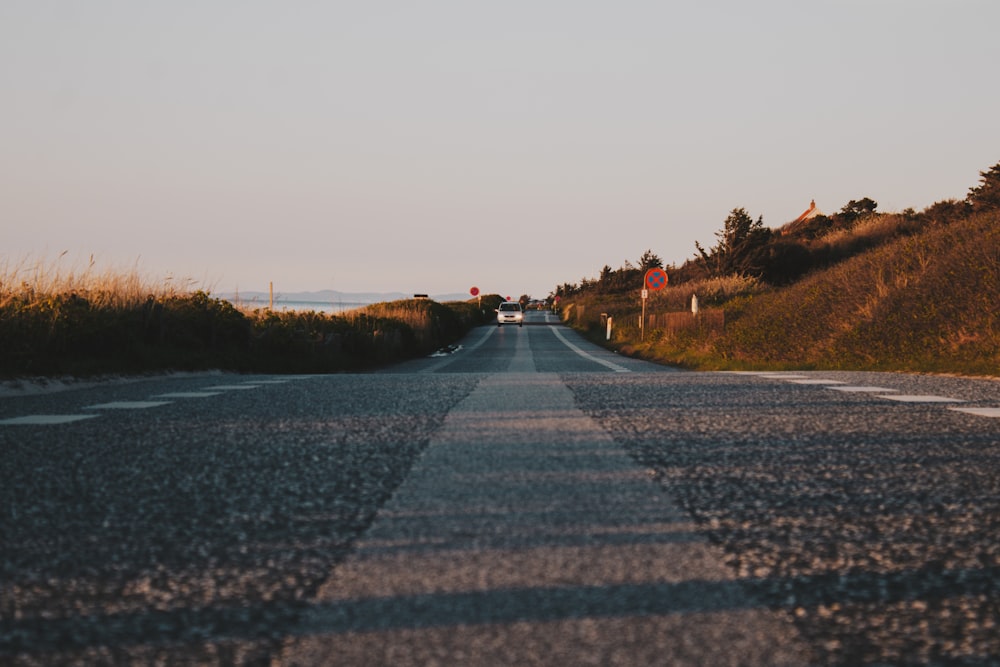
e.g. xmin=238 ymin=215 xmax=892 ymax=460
xmin=793 ymin=199 xmax=823 ymax=224
xmin=782 ymin=199 xmax=825 ymax=235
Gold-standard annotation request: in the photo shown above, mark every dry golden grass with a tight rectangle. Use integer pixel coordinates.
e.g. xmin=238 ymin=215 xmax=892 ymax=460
xmin=0 ymin=254 xmax=199 ymax=310
xmin=1 ymin=258 xmax=487 ymax=377
xmin=560 ymin=209 xmax=1000 ymax=375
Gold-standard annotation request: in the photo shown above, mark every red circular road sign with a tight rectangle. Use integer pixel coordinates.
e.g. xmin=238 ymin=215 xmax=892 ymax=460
xmin=470 ymin=286 xmax=480 ymax=297
xmin=644 ymin=268 xmax=668 ymax=291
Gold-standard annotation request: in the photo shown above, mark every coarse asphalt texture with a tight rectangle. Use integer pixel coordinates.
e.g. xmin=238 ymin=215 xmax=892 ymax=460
xmin=2 ymin=311 xmax=999 ymax=665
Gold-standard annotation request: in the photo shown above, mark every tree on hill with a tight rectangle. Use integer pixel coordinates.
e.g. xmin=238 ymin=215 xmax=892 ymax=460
xmin=638 ymin=249 xmax=664 ymax=272
xmin=695 ymin=208 xmax=771 ymax=277
xmin=968 ymin=161 xmax=1000 ymax=213
xmin=837 ymin=197 xmax=878 ymax=224
xmin=921 ymin=198 xmax=969 ymax=225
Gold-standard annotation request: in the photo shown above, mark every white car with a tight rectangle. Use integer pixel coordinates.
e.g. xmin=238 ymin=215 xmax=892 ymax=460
xmin=496 ymin=301 xmax=523 ymax=327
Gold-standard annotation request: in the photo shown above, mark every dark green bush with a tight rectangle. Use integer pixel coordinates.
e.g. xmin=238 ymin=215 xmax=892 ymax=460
xmin=0 ymin=292 xmax=482 ymax=378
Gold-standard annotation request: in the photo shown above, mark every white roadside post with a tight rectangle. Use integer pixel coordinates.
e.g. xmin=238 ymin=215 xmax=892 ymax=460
xmin=640 ymin=289 xmax=648 ymax=341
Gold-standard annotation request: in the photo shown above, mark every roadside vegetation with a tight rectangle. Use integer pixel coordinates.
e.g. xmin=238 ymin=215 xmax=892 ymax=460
xmin=554 ymin=160 xmax=1000 ymax=375
xmin=7 ymin=161 xmax=999 ymax=378
xmin=0 ymin=256 xmax=501 ymax=378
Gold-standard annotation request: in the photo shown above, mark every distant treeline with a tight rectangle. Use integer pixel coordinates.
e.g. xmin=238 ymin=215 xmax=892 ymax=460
xmin=554 ymin=161 xmax=1000 ymax=297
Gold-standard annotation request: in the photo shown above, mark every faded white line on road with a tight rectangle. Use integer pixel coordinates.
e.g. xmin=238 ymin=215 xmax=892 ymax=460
xmin=420 ymin=326 xmax=497 ymax=373
xmin=153 ymin=392 xmax=223 ymax=398
xmin=828 ymin=386 xmax=899 ymax=393
xmin=84 ymin=401 xmax=173 ymax=409
xmin=550 ymin=327 xmax=630 ymax=373
xmin=949 ymin=407 xmax=1000 ymax=418
xmin=788 ymin=379 xmax=847 ymax=385
xmin=877 ymin=395 xmax=964 ymax=403
xmin=284 ymin=373 xmax=807 ymax=665
xmin=203 ymin=385 xmax=261 ymax=390
xmin=0 ymin=414 xmax=100 ymax=425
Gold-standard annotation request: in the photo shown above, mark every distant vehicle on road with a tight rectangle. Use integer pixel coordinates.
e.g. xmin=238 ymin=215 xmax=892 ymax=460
xmin=496 ymin=301 xmax=523 ymax=327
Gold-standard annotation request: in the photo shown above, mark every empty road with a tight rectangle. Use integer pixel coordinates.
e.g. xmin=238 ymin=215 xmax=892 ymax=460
xmin=2 ymin=311 xmax=999 ymax=665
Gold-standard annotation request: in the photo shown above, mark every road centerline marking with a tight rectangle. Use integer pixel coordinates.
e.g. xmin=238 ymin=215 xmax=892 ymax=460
xmin=283 ymin=372 xmax=807 ymax=664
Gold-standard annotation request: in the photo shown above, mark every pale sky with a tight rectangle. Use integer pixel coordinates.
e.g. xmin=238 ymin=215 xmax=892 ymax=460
xmin=3 ymin=1 xmax=998 ymax=299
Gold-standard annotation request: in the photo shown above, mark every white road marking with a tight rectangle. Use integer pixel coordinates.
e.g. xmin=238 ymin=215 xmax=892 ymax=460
xmin=877 ymin=395 xmax=964 ymax=403
xmin=203 ymin=385 xmax=261 ymax=390
xmin=84 ymin=401 xmax=173 ymax=409
xmin=419 ymin=326 xmax=496 ymax=373
xmin=0 ymin=414 xmax=99 ymax=425
xmin=550 ymin=327 xmax=631 ymax=373
xmin=828 ymin=386 xmax=899 ymax=393
xmin=949 ymin=407 xmax=1000 ymax=418
xmin=788 ymin=379 xmax=847 ymax=385
xmin=1 ymin=376 xmax=311 ymax=425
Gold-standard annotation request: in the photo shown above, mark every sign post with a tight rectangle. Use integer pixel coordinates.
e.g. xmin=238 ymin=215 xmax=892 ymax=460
xmin=641 ymin=268 xmax=668 ymax=341
xmin=470 ymin=286 xmax=480 ymax=309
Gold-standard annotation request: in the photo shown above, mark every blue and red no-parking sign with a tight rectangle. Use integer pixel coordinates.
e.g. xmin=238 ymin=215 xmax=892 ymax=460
xmin=644 ymin=268 xmax=668 ymax=291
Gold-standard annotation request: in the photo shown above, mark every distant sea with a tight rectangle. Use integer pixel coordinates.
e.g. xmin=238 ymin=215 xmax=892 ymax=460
xmin=227 ymin=299 xmax=370 ymax=314
xmin=223 ymin=290 xmax=472 ymax=314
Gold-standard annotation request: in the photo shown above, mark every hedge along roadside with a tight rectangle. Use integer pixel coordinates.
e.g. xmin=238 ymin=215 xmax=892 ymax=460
xmin=0 ymin=292 xmax=497 ymax=378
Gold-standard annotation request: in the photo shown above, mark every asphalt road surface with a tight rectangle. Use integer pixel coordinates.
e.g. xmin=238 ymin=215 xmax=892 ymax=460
xmin=2 ymin=311 xmax=999 ymax=665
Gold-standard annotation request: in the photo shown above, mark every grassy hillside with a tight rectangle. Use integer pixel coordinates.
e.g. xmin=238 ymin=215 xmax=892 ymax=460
xmin=711 ymin=209 xmax=1000 ymax=372
xmin=557 ymin=162 xmax=1000 ymax=376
